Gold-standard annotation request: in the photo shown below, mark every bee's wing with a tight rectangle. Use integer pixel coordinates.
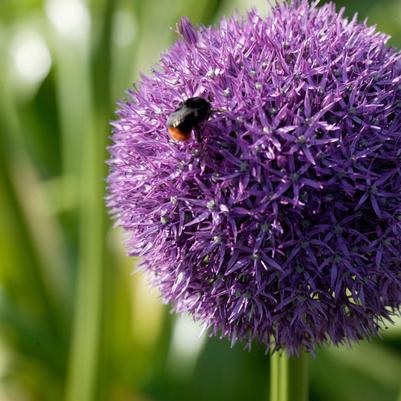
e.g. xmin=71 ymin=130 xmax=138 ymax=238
xmin=166 ymin=108 xmax=191 ymax=128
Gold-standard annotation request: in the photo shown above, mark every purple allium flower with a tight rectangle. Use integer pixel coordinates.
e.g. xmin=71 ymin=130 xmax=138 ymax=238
xmin=107 ymin=0 xmax=401 ymax=354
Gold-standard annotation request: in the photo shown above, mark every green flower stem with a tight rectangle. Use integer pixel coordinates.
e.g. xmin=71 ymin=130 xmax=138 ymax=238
xmin=270 ymin=352 xmax=309 ymax=401
xmin=270 ymin=351 xmax=280 ymax=401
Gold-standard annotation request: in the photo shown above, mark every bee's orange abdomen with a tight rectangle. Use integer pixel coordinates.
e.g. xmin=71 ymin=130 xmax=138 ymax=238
xmin=168 ymin=127 xmax=191 ymax=142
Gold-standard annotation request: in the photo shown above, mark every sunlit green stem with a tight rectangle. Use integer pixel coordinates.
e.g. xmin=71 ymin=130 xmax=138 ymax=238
xmin=270 ymin=352 xmax=309 ymax=401
xmin=270 ymin=351 xmax=280 ymax=401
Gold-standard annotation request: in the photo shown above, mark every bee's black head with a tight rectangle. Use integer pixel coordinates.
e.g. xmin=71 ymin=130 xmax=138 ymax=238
xmin=183 ymin=97 xmax=212 ymax=113
xmin=183 ymin=97 xmax=212 ymax=124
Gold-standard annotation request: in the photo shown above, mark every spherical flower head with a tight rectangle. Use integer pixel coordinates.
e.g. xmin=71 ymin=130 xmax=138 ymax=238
xmin=107 ymin=0 xmax=401 ymax=354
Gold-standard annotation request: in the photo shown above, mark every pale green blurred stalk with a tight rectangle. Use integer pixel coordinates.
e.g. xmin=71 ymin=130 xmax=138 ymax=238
xmin=64 ymin=0 xmax=116 ymax=400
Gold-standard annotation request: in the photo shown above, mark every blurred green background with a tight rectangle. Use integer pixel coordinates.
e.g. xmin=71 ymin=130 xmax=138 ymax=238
xmin=1 ymin=0 xmax=401 ymax=400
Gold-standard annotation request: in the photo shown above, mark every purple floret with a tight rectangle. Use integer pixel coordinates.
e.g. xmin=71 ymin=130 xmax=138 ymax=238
xmin=107 ymin=0 xmax=401 ymax=354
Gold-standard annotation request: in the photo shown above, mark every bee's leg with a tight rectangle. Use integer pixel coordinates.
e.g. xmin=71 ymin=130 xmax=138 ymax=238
xmin=193 ymin=127 xmax=201 ymax=143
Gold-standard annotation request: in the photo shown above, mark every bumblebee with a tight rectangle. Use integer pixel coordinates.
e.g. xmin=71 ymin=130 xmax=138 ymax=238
xmin=166 ymin=97 xmax=212 ymax=141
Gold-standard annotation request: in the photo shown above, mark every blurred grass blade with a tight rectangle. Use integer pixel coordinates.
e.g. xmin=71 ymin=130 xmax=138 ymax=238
xmin=47 ymin=29 xmax=92 ymax=182
xmin=64 ymin=0 xmax=116 ymax=400
xmin=327 ymin=342 xmax=401 ymax=387
xmin=0 ymin=87 xmax=69 ymax=335
xmin=0 ymin=289 xmax=64 ymax=375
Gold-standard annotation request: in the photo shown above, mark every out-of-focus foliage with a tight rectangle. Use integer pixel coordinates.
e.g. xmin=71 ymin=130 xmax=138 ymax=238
xmin=0 ymin=1 xmax=400 ymax=401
